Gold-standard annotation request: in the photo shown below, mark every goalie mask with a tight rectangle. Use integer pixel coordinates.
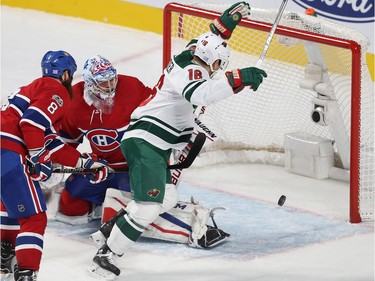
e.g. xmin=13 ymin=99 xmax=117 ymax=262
xmin=83 ymin=55 xmax=118 ymax=114
xmin=194 ymin=32 xmax=230 ymax=77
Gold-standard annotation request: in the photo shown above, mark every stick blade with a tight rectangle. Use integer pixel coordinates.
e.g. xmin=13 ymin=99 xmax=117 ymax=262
xmin=168 ymin=132 xmax=206 ymax=170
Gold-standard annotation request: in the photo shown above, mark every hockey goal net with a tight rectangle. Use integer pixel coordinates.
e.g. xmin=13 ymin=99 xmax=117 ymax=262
xmin=163 ymin=3 xmax=374 ymax=223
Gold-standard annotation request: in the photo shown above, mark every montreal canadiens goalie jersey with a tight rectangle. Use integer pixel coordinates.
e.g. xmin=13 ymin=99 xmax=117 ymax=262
xmin=59 ymin=75 xmax=152 ymax=169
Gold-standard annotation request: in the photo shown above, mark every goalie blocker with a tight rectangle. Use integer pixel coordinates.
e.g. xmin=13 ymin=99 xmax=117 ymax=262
xmin=91 ymin=188 xmax=230 ymax=249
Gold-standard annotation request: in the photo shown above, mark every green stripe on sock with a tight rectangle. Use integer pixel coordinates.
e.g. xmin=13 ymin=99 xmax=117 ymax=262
xmin=116 ymin=215 xmax=143 ymax=242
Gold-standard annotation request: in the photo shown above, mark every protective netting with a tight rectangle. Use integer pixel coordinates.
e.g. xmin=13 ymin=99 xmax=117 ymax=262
xmin=165 ymin=3 xmax=374 ymax=221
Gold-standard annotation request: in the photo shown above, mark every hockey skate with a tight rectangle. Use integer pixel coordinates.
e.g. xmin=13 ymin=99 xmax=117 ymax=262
xmin=90 ymin=209 xmax=126 ymax=249
xmin=87 ymin=243 xmax=120 ymax=281
xmin=189 ymin=207 xmax=230 ymax=249
xmin=13 ymin=265 xmax=37 ymax=281
xmin=1 ymin=241 xmax=16 ymax=280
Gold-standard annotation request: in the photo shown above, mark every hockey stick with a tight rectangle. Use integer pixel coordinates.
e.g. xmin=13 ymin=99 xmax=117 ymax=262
xmin=49 ymin=132 xmax=206 ymax=174
xmin=256 ymin=0 xmax=289 ymax=67
xmin=168 ymin=132 xmax=206 ymax=169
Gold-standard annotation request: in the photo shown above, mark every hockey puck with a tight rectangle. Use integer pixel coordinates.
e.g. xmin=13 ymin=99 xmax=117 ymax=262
xmin=278 ymin=195 xmax=286 ymax=206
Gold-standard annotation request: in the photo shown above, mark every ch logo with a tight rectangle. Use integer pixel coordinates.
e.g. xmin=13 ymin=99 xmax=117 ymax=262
xmin=86 ymin=129 xmax=121 ymax=152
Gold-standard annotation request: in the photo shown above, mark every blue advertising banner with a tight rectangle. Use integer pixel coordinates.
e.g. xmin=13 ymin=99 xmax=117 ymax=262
xmin=292 ymin=0 xmax=374 ymax=23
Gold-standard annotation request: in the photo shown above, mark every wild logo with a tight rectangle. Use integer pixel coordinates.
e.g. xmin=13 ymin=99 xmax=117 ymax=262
xmin=147 ymin=189 xmax=160 ymax=198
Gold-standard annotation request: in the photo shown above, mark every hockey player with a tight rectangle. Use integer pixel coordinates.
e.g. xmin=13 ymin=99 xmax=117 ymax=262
xmin=54 ymin=55 xmax=152 ymax=224
xmin=0 ymin=50 xmax=109 ymax=281
xmin=54 ymin=55 xmax=229 ymax=248
xmin=88 ymin=2 xmax=267 ymax=279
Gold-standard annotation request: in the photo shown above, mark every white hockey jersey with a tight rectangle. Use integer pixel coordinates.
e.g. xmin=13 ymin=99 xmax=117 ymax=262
xmin=123 ymin=49 xmax=233 ymax=151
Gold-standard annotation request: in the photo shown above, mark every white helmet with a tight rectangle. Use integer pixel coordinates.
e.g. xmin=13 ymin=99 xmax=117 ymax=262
xmin=83 ymin=55 xmax=118 ymax=114
xmin=194 ymin=32 xmax=230 ymax=74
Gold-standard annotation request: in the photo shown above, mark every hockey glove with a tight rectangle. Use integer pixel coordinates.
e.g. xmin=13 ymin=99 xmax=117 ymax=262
xmin=209 ymin=2 xmax=251 ymax=39
xmin=226 ymin=67 xmax=267 ymax=93
xmin=26 ymin=147 xmax=53 ymax=182
xmin=78 ymin=153 xmax=110 ymax=184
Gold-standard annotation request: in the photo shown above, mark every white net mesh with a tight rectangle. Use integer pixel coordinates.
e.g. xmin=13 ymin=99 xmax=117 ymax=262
xmin=165 ymin=3 xmax=374 ymax=221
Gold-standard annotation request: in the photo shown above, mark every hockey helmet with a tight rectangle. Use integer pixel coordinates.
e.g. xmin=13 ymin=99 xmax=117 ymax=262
xmin=41 ymin=50 xmax=77 ymax=79
xmin=83 ymin=55 xmax=118 ymax=114
xmin=194 ymin=32 xmax=230 ymax=73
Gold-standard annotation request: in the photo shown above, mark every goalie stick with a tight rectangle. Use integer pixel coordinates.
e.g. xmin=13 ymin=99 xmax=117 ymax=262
xmin=256 ymin=0 xmax=289 ymax=67
xmin=46 ymin=132 xmax=206 ymax=174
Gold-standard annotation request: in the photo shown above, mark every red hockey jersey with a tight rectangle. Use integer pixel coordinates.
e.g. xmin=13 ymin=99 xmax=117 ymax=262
xmin=1 ymin=78 xmax=70 ymax=155
xmin=58 ymin=75 xmax=153 ymax=169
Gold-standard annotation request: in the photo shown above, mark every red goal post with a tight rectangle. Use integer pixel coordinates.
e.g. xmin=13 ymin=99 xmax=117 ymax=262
xmin=163 ymin=3 xmax=374 ymax=223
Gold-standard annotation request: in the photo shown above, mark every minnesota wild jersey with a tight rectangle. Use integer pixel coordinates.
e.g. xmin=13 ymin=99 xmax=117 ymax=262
xmin=123 ymin=50 xmax=233 ymax=151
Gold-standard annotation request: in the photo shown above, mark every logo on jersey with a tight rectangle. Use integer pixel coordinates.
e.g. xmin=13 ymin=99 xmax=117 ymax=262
xmin=174 ymin=203 xmax=187 ymax=210
xmin=52 ymin=95 xmax=63 ymax=107
xmin=147 ymin=189 xmax=161 ymax=198
xmin=86 ymin=129 xmax=121 ymax=152
xmin=18 ymin=204 xmax=25 ymax=212
xmin=292 ymin=0 xmax=374 ymax=23
xmin=166 ymin=61 xmax=174 ymax=74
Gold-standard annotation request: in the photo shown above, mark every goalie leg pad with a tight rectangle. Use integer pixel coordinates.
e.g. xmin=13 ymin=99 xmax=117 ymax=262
xmin=160 ymin=184 xmax=178 ymax=212
xmin=55 ymin=203 xmax=102 ymax=225
xmin=100 ymin=188 xmax=230 ymax=247
xmin=101 ymin=188 xmax=190 ymax=244
xmin=55 ymin=211 xmax=91 ymax=225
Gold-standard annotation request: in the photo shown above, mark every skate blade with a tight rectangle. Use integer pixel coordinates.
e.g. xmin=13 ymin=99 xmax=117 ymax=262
xmin=87 ymin=262 xmax=117 ymax=281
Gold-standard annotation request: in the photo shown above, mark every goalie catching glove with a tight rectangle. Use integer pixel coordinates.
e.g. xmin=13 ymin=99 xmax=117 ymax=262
xmin=226 ymin=67 xmax=267 ymax=93
xmin=210 ymin=2 xmax=251 ymax=39
xmin=77 ymin=153 xmax=110 ymax=184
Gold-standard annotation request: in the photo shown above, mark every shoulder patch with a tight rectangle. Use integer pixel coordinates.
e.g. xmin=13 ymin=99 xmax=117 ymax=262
xmin=166 ymin=60 xmax=174 ymax=74
xmin=52 ymin=94 xmax=64 ymax=107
